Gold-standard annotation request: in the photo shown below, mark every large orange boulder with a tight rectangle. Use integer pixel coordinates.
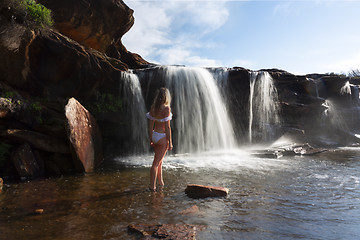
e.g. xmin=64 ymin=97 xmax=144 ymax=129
xmin=65 ymin=98 xmax=103 ymax=172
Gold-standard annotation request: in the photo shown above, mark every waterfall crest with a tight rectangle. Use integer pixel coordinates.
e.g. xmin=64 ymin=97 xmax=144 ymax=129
xmin=248 ymin=71 xmax=280 ymax=143
xmin=162 ymin=66 xmax=236 ymax=153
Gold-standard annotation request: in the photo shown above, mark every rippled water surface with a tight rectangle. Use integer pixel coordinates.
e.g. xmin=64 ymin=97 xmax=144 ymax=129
xmin=1 ymin=147 xmax=360 ymax=239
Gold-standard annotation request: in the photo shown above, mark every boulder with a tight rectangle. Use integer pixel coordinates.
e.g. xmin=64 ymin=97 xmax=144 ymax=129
xmin=65 ymin=98 xmax=103 ymax=172
xmin=11 ymin=143 xmax=42 ymax=179
xmin=185 ymin=184 xmax=229 ymax=199
xmin=128 ymin=223 xmax=206 ymax=239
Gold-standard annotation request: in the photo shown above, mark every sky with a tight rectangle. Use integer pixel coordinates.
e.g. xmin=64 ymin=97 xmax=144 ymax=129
xmin=122 ymin=0 xmax=360 ymax=75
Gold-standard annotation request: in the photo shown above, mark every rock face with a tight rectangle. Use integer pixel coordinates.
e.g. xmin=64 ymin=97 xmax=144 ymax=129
xmin=0 ymin=1 xmax=135 ymax=178
xmin=65 ymin=98 xmax=103 ymax=172
xmin=0 ymin=129 xmax=70 ymax=154
xmin=185 ymin=184 xmax=229 ymax=199
xmin=37 ymin=0 xmax=149 ymax=69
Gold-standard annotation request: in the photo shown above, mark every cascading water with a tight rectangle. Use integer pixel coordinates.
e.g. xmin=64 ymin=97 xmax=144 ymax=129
xmin=158 ymin=66 xmax=236 ymax=153
xmin=335 ymin=81 xmax=360 ymax=132
xmin=248 ymin=71 xmax=280 ymax=143
xmin=120 ymin=71 xmax=148 ymax=154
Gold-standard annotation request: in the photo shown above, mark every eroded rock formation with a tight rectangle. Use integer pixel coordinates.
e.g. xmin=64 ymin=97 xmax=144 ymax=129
xmin=37 ymin=0 xmax=149 ymax=69
xmin=65 ymin=98 xmax=103 ymax=172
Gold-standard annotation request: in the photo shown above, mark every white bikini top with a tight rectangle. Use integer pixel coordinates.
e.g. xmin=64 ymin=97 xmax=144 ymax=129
xmin=146 ymin=112 xmax=173 ymax=122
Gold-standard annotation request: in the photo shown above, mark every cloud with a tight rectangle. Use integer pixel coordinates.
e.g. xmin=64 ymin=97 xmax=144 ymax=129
xmin=273 ymin=2 xmax=295 ymax=16
xmin=157 ymin=47 xmax=220 ymax=67
xmin=122 ymin=0 xmax=230 ymax=67
xmin=319 ymin=52 xmax=360 ymax=74
xmin=122 ymin=2 xmax=171 ymax=57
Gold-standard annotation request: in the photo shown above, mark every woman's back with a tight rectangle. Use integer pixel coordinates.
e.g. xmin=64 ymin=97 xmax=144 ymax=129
xmin=151 ymin=105 xmax=171 ymax=133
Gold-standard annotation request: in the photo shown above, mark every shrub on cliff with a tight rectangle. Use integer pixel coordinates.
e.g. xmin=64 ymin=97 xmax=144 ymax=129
xmin=348 ymin=69 xmax=360 ymax=77
xmin=2 ymin=0 xmax=53 ymax=28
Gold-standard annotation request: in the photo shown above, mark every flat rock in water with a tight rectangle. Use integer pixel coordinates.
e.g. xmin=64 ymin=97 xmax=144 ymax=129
xmin=128 ymin=223 xmax=205 ymax=239
xmin=185 ymin=184 xmax=229 ymax=199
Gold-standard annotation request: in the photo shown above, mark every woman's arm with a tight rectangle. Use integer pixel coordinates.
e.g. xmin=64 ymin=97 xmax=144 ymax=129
xmin=149 ymin=119 xmax=154 ymax=146
xmin=164 ymin=107 xmax=173 ymax=150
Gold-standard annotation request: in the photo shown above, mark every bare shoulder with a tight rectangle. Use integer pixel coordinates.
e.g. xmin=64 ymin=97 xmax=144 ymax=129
xmin=161 ymin=105 xmax=171 ymax=117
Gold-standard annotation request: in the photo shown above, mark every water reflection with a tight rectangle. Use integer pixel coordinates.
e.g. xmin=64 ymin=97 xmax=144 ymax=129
xmin=1 ymin=148 xmax=360 ymax=239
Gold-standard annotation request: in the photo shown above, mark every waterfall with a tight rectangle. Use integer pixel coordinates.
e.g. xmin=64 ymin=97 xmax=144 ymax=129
xmin=248 ymin=71 xmax=280 ymax=143
xmin=120 ymin=71 xmax=148 ymax=154
xmin=338 ymin=81 xmax=360 ymax=131
xmin=160 ymin=66 xmax=236 ymax=153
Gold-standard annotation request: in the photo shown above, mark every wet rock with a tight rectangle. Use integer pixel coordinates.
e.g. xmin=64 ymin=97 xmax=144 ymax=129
xmin=65 ymin=98 xmax=103 ymax=173
xmin=0 ymin=129 xmax=70 ymax=154
xmin=185 ymin=184 xmax=229 ymax=199
xmin=251 ymin=149 xmax=283 ymax=158
xmin=293 ymin=144 xmax=327 ymax=155
xmin=128 ymin=223 xmax=206 ymax=239
xmin=179 ymin=205 xmax=200 ymax=215
xmin=11 ymin=143 xmax=42 ymax=179
xmin=279 ymin=143 xmax=327 ymax=156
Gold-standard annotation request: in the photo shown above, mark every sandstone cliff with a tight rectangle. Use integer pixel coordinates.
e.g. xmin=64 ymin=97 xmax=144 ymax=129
xmin=0 ymin=0 xmax=147 ymax=179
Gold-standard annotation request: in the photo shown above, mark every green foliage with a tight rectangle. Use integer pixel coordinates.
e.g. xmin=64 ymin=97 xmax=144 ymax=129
xmin=24 ymin=0 xmax=54 ymax=27
xmin=4 ymin=0 xmax=54 ymax=28
xmin=94 ymin=93 xmax=123 ymax=113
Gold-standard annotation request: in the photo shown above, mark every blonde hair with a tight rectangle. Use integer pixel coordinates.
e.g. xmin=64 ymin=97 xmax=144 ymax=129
xmin=150 ymin=87 xmax=171 ymax=115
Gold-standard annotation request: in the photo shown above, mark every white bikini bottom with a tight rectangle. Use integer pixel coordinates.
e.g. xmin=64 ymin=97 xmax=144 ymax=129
xmin=152 ymin=131 xmax=166 ymax=144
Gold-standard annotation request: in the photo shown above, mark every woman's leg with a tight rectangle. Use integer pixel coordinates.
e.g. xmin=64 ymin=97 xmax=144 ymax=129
xmin=157 ymin=161 xmax=164 ymax=187
xmin=150 ymin=137 xmax=168 ymax=190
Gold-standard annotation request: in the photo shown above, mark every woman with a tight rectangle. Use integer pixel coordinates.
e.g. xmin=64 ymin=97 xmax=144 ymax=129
xmin=146 ymin=88 xmax=173 ymax=191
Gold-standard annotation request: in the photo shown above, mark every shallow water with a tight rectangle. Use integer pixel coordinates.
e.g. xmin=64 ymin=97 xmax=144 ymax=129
xmin=1 ymin=147 xmax=360 ymax=239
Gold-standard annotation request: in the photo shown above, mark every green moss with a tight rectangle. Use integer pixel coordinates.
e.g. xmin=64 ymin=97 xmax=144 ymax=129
xmin=94 ymin=93 xmax=123 ymax=113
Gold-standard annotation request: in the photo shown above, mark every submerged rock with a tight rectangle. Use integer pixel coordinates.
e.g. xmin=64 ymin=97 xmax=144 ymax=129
xmin=65 ymin=98 xmax=103 ymax=172
xmin=179 ymin=205 xmax=200 ymax=215
xmin=185 ymin=184 xmax=229 ymax=199
xmin=128 ymin=223 xmax=206 ymax=239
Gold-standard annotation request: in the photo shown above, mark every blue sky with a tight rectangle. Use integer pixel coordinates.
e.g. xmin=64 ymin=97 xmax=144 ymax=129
xmin=122 ymin=0 xmax=360 ymax=75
